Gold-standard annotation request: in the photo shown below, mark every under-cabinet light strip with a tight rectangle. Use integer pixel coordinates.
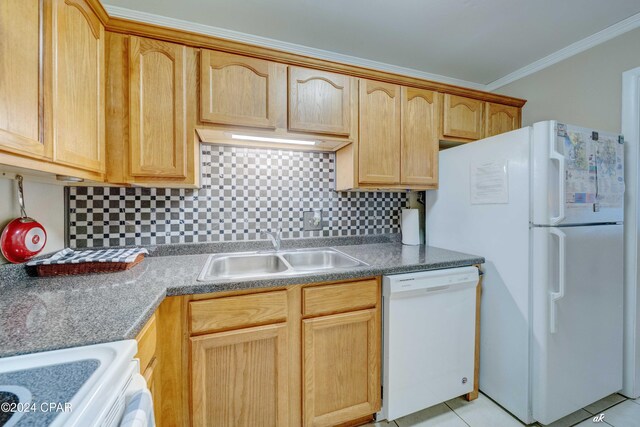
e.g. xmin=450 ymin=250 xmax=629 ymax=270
xmin=230 ymin=134 xmax=317 ymax=146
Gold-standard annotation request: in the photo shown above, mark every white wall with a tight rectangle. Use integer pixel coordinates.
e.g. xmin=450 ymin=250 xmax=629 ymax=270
xmin=0 ymin=177 xmax=65 ymax=264
xmin=496 ymin=27 xmax=640 ymax=133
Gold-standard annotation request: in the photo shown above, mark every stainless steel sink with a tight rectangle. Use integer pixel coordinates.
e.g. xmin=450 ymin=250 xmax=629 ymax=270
xmin=281 ymin=249 xmax=362 ymax=270
xmin=198 ymin=248 xmax=367 ymax=281
xmin=206 ymin=254 xmax=289 ymax=279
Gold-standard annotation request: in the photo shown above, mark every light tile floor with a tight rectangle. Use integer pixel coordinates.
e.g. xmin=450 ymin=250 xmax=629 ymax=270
xmin=366 ymin=392 xmax=640 ymax=427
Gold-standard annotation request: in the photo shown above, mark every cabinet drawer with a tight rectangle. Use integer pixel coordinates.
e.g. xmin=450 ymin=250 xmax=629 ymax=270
xmin=135 ymin=314 xmax=157 ymax=373
xmin=303 ymin=279 xmax=378 ymax=317
xmin=190 ymin=291 xmax=288 ymax=334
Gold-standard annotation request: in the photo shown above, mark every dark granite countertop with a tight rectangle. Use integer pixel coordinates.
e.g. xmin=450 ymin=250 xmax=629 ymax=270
xmin=0 ymin=236 xmax=483 ymax=358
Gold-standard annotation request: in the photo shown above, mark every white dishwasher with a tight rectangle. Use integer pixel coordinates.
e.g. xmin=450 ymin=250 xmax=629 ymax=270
xmin=380 ymin=266 xmax=478 ymax=421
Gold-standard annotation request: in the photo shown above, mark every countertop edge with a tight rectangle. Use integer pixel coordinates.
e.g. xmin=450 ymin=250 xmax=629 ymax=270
xmin=0 ymin=246 xmax=484 ymax=358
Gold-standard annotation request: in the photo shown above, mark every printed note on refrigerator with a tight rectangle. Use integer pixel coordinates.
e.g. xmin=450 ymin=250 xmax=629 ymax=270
xmin=563 ymin=129 xmax=596 ymax=206
xmin=470 ymin=159 xmax=509 ymax=204
xmin=595 ymin=135 xmax=625 ymax=208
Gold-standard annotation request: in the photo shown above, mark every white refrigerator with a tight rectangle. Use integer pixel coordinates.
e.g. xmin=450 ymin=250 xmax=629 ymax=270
xmin=426 ymin=121 xmax=625 ymax=425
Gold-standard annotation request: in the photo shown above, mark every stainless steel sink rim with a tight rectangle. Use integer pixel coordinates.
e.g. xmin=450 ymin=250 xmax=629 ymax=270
xmin=197 ymin=248 xmax=368 ymax=281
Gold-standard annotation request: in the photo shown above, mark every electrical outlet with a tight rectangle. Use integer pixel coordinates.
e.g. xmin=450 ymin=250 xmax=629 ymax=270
xmin=303 ymin=209 xmax=323 ymax=231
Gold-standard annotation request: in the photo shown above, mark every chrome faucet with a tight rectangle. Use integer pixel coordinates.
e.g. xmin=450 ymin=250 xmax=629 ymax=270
xmin=261 ymin=229 xmax=282 ymax=252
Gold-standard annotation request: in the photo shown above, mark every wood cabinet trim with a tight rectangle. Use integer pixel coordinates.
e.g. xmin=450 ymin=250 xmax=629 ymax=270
xmin=189 ymin=290 xmax=288 ymax=335
xmin=103 ymin=19 xmax=526 ymax=108
xmin=135 ymin=313 xmax=157 ymax=374
xmin=302 ymin=279 xmax=378 ymax=318
xmin=63 ymin=0 xmax=101 ymax=38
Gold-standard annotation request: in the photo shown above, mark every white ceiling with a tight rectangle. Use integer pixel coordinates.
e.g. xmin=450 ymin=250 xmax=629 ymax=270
xmin=102 ymin=0 xmax=640 ymax=88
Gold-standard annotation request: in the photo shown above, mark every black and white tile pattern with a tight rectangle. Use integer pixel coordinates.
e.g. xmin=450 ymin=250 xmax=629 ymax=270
xmin=67 ymin=145 xmax=408 ymax=248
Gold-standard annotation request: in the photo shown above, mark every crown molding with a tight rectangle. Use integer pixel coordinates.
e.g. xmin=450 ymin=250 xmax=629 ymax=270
xmin=104 ymin=5 xmax=640 ymax=95
xmin=485 ymin=11 xmax=640 ymax=91
xmin=103 ymin=5 xmax=486 ymax=90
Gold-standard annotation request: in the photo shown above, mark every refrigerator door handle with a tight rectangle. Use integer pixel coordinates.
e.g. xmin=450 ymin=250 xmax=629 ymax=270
xmin=550 ymin=144 xmax=566 ymax=225
xmin=549 ymin=227 xmax=566 ymax=334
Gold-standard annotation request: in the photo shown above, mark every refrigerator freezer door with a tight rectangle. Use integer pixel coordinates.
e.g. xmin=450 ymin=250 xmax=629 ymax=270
xmin=532 ymin=121 xmax=624 ymax=226
xmin=532 ymin=224 xmax=623 ymax=425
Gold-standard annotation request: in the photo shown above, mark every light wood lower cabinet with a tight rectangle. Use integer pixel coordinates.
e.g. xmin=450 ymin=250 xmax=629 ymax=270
xmin=153 ymin=279 xmax=381 ymax=427
xmin=191 ymin=324 xmax=290 ymax=427
xmin=135 ymin=314 xmax=161 ymax=426
xmin=303 ymin=309 xmax=380 ymax=427
xmin=142 ymin=358 xmax=161 ymax=427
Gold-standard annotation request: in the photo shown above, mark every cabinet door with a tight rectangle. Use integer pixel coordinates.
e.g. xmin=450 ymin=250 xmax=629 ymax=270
xmin=442 ymin=94 xmax=484 ymax=140
xmin=485 ymin=102 xmax=520 ymax=137
xmin=50 ymin=0 xmax=105 ymax=173
xmin=358 ymin=80 xmax=400 ymax=184
xmin=0 ymin=0 xmax=47 ymax=158
xmin=401 ymin=87 xmax=439 ymax=186
xmin=200 ymin=50 xmax=284 ymax=129
xmin=288 ymin=67 xmax=352 ymax=137
xmin=191 ymin=323 xmax=289 ymax=427
xmin=303 ymin=309 xmax=380 ymax=427
xmin=142 ymin=358 xmax=161 ymax=427
xmin=129 ymin=36 xmax=186 ymax=178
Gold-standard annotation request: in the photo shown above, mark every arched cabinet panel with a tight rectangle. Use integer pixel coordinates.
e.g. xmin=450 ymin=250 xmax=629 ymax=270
xmin=129 ymin=36 xmax=186 ymax=178
xmin=358 ymin=80 xmax=401 ymax=184
xmin=288 ymin=67 xmax=353 ymax=137
xmin=200 ymin=50 xmax=285 ymax=129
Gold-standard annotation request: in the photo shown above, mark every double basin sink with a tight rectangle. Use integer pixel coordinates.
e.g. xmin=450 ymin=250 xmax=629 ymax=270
xmin=198 ymin=248 xmax=367 ymax=281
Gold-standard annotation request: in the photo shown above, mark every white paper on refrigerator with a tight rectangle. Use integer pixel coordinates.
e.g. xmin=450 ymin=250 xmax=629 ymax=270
xmin=470 ymin=159 xmax=509 ymax=204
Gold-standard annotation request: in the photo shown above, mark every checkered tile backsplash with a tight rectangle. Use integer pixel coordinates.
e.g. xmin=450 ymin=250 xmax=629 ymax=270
xmin=67 ymin=145 xmax=408 ymax=248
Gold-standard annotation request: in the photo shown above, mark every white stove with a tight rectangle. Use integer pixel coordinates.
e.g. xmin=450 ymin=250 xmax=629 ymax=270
xmin=0 ymin=340 xmax=146 ymax=427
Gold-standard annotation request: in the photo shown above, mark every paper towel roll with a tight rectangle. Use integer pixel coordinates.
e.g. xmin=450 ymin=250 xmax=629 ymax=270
xmin=401 ymin=209 xmax=420 ymax=245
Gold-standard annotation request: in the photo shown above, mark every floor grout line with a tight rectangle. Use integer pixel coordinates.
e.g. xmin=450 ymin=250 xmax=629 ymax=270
xmin=443 ymin=398 xmax=472 ymax=427
xmin=451 ymin=408 xmax=472 ymax=427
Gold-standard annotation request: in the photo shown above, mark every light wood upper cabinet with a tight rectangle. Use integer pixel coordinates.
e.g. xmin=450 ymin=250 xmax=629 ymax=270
xmin=200 ymin=50 xmax=285 ymax=129
xmin=401 ymin=87 xmax=439 ymax=185
xmin=302 ymin=308 xmax=381 ymax=427
xmin=441 ymin=94 xmax=484 ymax=141
xmin=50 ymin=0 xmax=105 ymax=173
xmin=485 ymin=102 xmax=520 ymax=137
xmin=0 ymin=0 xmax=47 ymax=158
xmin=191 ymin=323 xmax=289 ymax=427
xmin=129 ymin=36 xmax=187 ymax=178
xmin=288 ymin=67 xmax=353 ymax=137
xmin=358 ymin=80 xmax=401 ymax=184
